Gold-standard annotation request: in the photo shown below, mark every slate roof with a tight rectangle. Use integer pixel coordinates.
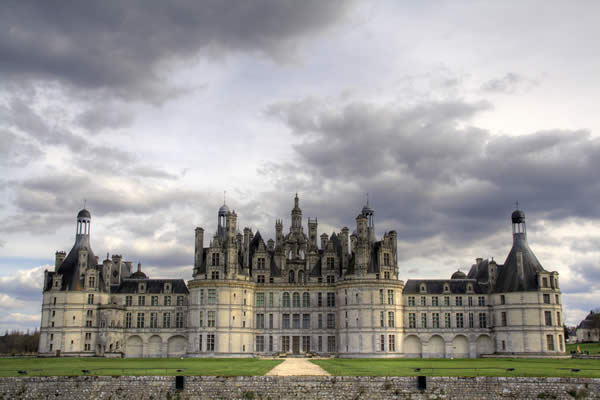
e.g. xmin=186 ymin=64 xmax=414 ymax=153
xmin=467 ymin=259 xmax=490 ymax=282
xmin=111 ymin=279 xmax=189 ymax=294
xmin=54 ymin=236 xmax=99 ymax=291
xmin=403 ymin=279 xmax=488 ymax=294
xmin=494 ymin=235 xmax=545 ymax=293
xmin=577 ymin=311 xmax=600 ymax=330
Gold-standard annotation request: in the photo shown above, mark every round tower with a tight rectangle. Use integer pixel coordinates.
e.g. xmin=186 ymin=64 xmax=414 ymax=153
xmin=76 ymin=208 xmax=91 ymax=240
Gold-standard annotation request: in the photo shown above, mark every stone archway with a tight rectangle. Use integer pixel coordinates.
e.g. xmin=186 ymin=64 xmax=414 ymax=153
xmin=451 ymin=335 xmax=469 ymax=358
xmin=403 ymin=335 xmax=422 ymax=358
xmin=476 ymin=335 xmax=494 ymax=356
xmin=167 ymin=335 xmax=186 ymax=357
xmin=427 ymin=335 xmax=445 ymax=358
xmin=125 ymin=335 xmax=143 ymax=358
xmin=147 ymin=335 xmax=162 ymax=358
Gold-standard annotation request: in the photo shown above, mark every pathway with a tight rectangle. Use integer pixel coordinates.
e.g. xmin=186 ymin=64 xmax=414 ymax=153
xmin=266 ymin=358 xmax=331 ymax=376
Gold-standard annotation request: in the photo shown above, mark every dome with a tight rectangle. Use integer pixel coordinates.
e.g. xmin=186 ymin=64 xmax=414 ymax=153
xmin=511 ymin=209 xmax=525 ymax=223
xmin=77 ymin=208 xmax=91 ymax=219
xmin=451 ymin=270 xmax=467 ymax=279
xmin=130 ymin=271 xmax=148 ymax=279
xmin=362 ymin=205 xmax=374 ymax=215
xmin=219 ymin=203 xmax=230 ymax=214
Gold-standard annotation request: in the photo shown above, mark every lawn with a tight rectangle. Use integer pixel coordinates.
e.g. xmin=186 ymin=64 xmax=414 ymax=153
xmin=0 ymin=357 xmax=282 ymax=377
xmin=312 ymin=358 xmax=600 ymax=378
xmin=566 ymin=342 xmax=600 ymax=354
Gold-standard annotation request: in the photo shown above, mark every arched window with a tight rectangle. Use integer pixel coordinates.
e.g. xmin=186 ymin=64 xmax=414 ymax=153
xmin=282 ymin=292 xmax=290 ymax=307
xmin=288 ymin=270 xmax=295 ymax=283
xmin=302 ymin=292 xmax=310 ymax=307
xmin=298 ymin=270 xmax=305 ymax=283
xmin=292 ymin=292 xmax=300 ymax=307
xmin=288 ymin=250 xmax=293 ymax=260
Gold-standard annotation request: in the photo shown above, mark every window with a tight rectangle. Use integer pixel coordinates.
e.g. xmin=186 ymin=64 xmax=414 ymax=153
xmin=126 ymin=312 xmax=132 ymax=328
xmin=408 ymin=296 xmax=415 ymax=306
xmin=318 ymin=336 xmax=323 ymax=352
xmin=302 ymin=292 xmax=310 ymax=307
xmin=384 ymin=271 xmax=390 ymax=280
xmin=456 ymin=313 xmax=464 ymax=328
xmin=327 ymin=313 xmax=336 ymax=329
xmin=479 ymin=313 xmax=487 ymax=328
xmin=293 ymin=313 xmax=300 ymax=329
xmin=208 ymin=289 xmax=217 ymax=304
xmin=84 ymin=333 xmax=90 ymax=341
xmin=317 ymin=293 xmax=323 ymax=307
xmin=545 ymin=311 xmax=552 ymax=326
xmin=256 ymin=293 xmax=265 ymax=307
xmin=87 ymin=309 xmax=93 ymax=317
xmin=388 ymin=335 xmax=395 ymax=352
xmin=421 ymin=296 xmax=426 ymax=306
xmin=282 ymin=336 xmax=290 ymax=352
xmin=293 ymin=293 xmax=300 ymax=307
xmin=543 ymin=294 xmax=550 ymax=304
xmin=409 ymin=313 xmax=416 ymax=328
xmin=421 ymin=313 xmax=427 ymax=328
xmin=302 ymin=336 xmax=310 ymax=352
xmin=151 ymin=296 xmax=158 ymax=306
xmin=546 ymin=334 xmax=554 ymax=351
xmin=327 ymin=275 xmax=335 ymax=284
xmin=199 ymin=289 xmax=204 ymax=305
xmin=327 ymin=336 xmax=336 ymax=353
xmin=445 ymin=313 xmax=451 ymax=328
xmin=318 ymin=314 xmax=323 ymax=329
xmin=432 ymin=296 xmax=439 ymax=307
xmin=176 ymin=312 xmax=184 ymax=328
xmin=388 ymin=312 xmax=395 ymax=328
xmin=502 ymin=340 xmax=506 ymax=350
xmin=88 ymin=276 xmax=95 ymax=288
xmin=257 ymin=275 xmax=265 ymax=283
xmin=176 ymin=296 xmax=184 ymax=306
xmin=555 ymin=294 xmax=559 ymax=304
xmin=207 ymin=334 xmax=215 ymax=351
xmin=288 ymin=270 xmax=295 ymax=283
xmin=327 ymin=292 xmax=336 ymax=307
xmin=432 ymin=313 xmax=440 ymax=329
xmin=282 ymin=314 xmax=290 ymax=329
xmin=380 ymin=335 xmax=385 ymax=352
xmin=212 ymin=253 xmax=220 ymax=266
xmin=256 ymin=313 xmax=265 ymax=329
xmin=302 ymin=313 xmax=310 ymax=329
xmin=387 ymin=290 xmax=394 ymax=305
xmin=53 ymin=297 xmax=57 ymax=305
xmin=86 ymin=320 xmax=92 ymax=327
xmin=257 ymin=258 xmax=266 ymax=270
xmin=256 ymin=336 xmax=265 ymax=352
xmin=327 ymin=257 xmax=335 ymax=270
xmin=269 ymin=313 xmax=273 ymax=329
xmin=211 ymin=271 xmax=219 ymax=280
xmin=269 ymin=336 xmax=274 ymax=352
xmin=382 ymin=252 xmax=390 ymax=266
xmin=88 ymin=294 xmax=94 ymax=304
xmin=199 ymin=335 xmax=203 ymax=352
xmin=501 ymin=312 xmax=507 ymax=326
xmin=468 ymin=296 xmax=473 ymax=307
xmin=444 ymin=296 xmax=450 ymax=306
xmin=500 ymin=295 xmax=505 ymax=305
xmin=125 ymin=296 xmax=132 ymax=306
xmin=469 ymin=312 xmax=474 ymax=328
xmin=559 ymin=335 xmax=563 ymax=352
xmin=164 ymin=296 xmax=171 ymax=306
xmin=269 ymin=292 xmax=274 ymax=307
xmin=199 ymin=311 xmax=203 ymax=327
xmin=138 ymin=296 xmax=145 ymax=306
xmin=208 ymin=311 xmax=216 ymax=327
xmin=455 ymin=296 xmax=463 ymax=306
xmin=283 ymin=293 xmax=290 ymax=307
xmin=542 ymin=277 xmax=548 ymax=288
xmin=150 ymin=312 xmax=158 ymax=328
xmin=136 ymin=313 xmax=145 ymax=328
xmin=557 ymin=312 xmax=561 ymax=326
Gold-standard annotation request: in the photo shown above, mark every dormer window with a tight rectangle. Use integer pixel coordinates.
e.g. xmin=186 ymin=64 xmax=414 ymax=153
xmin=444 ymin=284 xmax=450 ymax=293
xmin=139 ymin=283 xmax=145 ymax=293
xmin=420 ymin=284 xmax=426 ymax=293
xmin=467 ymin=284 xmax=473 ymax=293
xmin=165 ymin=283 xmax=171 ymax=293
xmin=88 ymin=276 xmax=95 ymax=288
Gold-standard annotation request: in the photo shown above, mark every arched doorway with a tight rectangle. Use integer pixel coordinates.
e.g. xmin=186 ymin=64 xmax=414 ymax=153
xmin=167 ymin=335 xmax=186 ymax=357
xmin=452 ymin=335 xmax=469 ymax=358
xmin=148 ymin=335 xmax=162 ymax=358
xmin=125 ymin=336 xmax=143 ymax=358
xmin=403 ymin=335 xmax=422 ymax=358
xmin=476 ymin=335 xmax=494 ymax=356
xmin=427 ymin=335 xmax=445 ymax=358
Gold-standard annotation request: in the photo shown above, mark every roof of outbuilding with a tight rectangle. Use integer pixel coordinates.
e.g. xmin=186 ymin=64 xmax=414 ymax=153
xmin=577 ymin=311 xmax=600 ymax=330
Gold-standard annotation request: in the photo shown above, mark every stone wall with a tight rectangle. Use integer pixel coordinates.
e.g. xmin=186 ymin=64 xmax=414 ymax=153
xmin=0 ymin=376 xmax=598 ymax=400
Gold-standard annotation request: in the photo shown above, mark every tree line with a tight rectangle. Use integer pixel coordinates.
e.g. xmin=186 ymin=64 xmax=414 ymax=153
xmin=0 ymin=329 xmax=39 ymax=354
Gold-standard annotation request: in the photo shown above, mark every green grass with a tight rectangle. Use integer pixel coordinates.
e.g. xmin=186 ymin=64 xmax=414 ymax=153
xmin=566 ymin=342 xmax=600 ymax=354
xmin=0 ymin=357 xmax=282 ymax=377
xmin=312 ymin=358 xmax=600 ymax=378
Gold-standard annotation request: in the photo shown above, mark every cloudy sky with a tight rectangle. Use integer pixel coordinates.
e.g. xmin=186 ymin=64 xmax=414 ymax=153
xmin=1 ymin=0 xmax=599 ymax=331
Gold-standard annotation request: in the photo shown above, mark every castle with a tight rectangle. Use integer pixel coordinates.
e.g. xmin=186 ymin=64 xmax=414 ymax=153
xmin=39 ymin=194 xmax=565 ymax=357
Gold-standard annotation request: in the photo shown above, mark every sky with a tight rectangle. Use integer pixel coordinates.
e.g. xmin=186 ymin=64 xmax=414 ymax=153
xmin=1 ymin=0 xmax=599 ymax=331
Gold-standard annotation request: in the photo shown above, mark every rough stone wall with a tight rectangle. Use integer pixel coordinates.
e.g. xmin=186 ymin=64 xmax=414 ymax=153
xmin=1 ymin=376 xmax=598 ymax=400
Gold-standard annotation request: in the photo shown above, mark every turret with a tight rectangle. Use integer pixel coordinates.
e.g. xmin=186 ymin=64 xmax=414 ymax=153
xmin=356 ymin=214 xmax=368 ymax=242
xmin=76 ymin=208 xmax=91 ymax=242
xmin=361 ymin=201 xmax=375 ymax=243
xmin=55 ymin=251 xmax=66 ymax=270
xmin=308 ymin=218 xmax=318 ymax=248
xmin=320 ymin=233 xmax=329 ymax=249
xmin=291 ymin=193 xmax=302 ymax=232
xmin=217 ymin=203 xmax=229 ymax=241
xmin=340 ymin=227 xmax=349 ymax=256
xmin=243 ymin=227 xmax=251 ymax=267
xmin=225 ymin=211 xmax=237 ymax=243
xmin=195 ymin=227 xmax=204 ymax=271
xmin=512 ymin=208 xmax=526 ymax=243
xmin=275 ymin=219 xmax=283 ymax=247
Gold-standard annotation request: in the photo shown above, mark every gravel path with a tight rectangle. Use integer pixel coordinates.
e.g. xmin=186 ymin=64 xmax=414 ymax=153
xmin=266 ymin=358 xmax=331 ymax=376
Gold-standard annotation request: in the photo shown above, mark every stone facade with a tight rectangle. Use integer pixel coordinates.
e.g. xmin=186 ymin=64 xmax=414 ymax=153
xmin=39 ymin=194 xmax=565 ymax=358
xmin=1 ymin=376 xmax=598 ymax=400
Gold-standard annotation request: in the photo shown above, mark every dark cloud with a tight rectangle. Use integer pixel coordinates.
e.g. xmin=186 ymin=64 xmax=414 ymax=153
xmin=481 ymin=73 xmax=538 ymax=94
xmin=1 ymin=0 xmax=356 ymax=102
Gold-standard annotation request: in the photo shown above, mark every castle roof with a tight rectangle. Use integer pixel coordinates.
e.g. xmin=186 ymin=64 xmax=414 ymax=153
xmin=494 ymin=236 xmax=545 ymax=293
xmin=111 ymin=279 xmax=188 ymax=294
xmin=403 ymin=279 xmax=488 ymax=294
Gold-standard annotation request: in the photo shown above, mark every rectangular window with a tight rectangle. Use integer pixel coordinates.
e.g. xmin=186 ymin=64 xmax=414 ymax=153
xmin=208 ymin=289 xmax=217 ymax=304
xmin=303 ymin=293 xmax=310 ymax=307
xmin=432 ymin=313 xmax=440 ymax=328
xmin=256 ymin=313 xmax=265 ymax=329
xmin=501 ymin=312 xmax=507 ymax=326
xmin=163 ymin=312 xmax=171 ymax=328
xmin=388 ymin=312 xmax=395 ymax=328
xmin=558 ymin=335 xmax=563 ymax=352
xmin=257 ymin=275 xmax=265 ymax=283
xmin=282 ymin=336 xmax=290 ymax=352
xmin=318 ymin=336 xmax=323 ymax=352
xmin=88 ymin=294 xmax=94 ymax=304
xmin=500 ymin=295 xmax=505 ymax=305
xmin=87 ymin=309 xmax=93 ymax=317
xmin=150 ymin=312 xmax=158 ymax=328
xmin=199 ymin=335 xmax=203 ymax=352
xmin=380 ymin=311 xmax=385 ymax=328
xmin=177 ymin=296 xmax=184 ymax=306
xmin=269 ymin=292 xmax=274 ymax=307
xmin=444 ymin=296 xmax=450 ymax=306
xmin=208 ymin=311 xmax=216 ymax=327
xmin=199 ymin=311 xmax=203 ymax=327
xmin=387 ymin=290 xmax=394 ymax=305
xmin=327 ymin=257 xmax=335 ymax=270
xmin=408 ymin=296 xmax=415 ymax=306
xmin=445 ymin=313 xmax=451 ymax=328
xmin=256 ymin=293 xmax=265 ymax=307
xmin=138 ymin=296 xmax=145 ymax=306
xmin=469 ymin=312 xmax=474 ymax=328
xmin=318 ymin=314 xmax=323 ymax=329
xmin=543 ymin=294 xmax=550 ymax=304
xmin=468 ymin=296 xmax=473 ymax=307
xmin=126 ymin=312 xmax=132 ymax=328
xmin=455 ymin=296 xmax=463 ymax=306
xmin=125 ymin=296 xmax=132 ymax=306
xmin=136 ymin=312 xmax=145 ymax=328
xmin=327 ymin=313 xmax=336 ymax=329
xmin=420 ymin=296 xmax=426 ymax=306
xmin=269 ymin=313 xmax=273 ymax=329
xmin=379 ymin=289 xmax=384 ymax=304
xmin=199 ymin=289 xmax=204 ymax=305
xmin=327 ymin=275 xmax=335 ymax=284
xmin=421 ymin=313 xmax=427 ymax=328
xmin=88 ymin=276 xmax=95 ymax=288
xmin=456 ymin=313 xmax=464 ymax=328
xmin=269 ymin=336 xmax=273 ymax=352
xmin=207 ymin=334 xmax=215 ymax=351
xmin=327 ymin=292 xmax=336 ymax=307
xmin=302 ymin=336 xmax=310 ymax=352
xmin=542 ymin=277 xmax=548 ymax=288
xmin=175 ymin=312 xmax=184 ymax=328
xmin=317 ymin=293 xmax=323 ymax=307
xmin=409 ymin=313 xmax=416 ymax=328
xmin=164 ymin=296 xmax=171 ymax=306
xmin=388 ymin=335 xmax=395 ymax=352
xmin=546 ymin=334 xmax=554 ymax=351
xmin=555 ymin=294 xmax=559 ymax=304
xmin=327 ymin=336 xmax=336 ymax=353
xmin=302 ymin=313 xmax=310 ymax=329
xmin=257 ymin=258 xmax=266 ymax=270
xmin=479 ymin=313 xmax=487 ymax=328
xmin=150 ymin=296 xmax=157 ymax=306
xmin=282 ymin=314 xmax=290 ymax=329
xmin=478 ymin=296 xmax=486 ymax=306
xmin=545 ymin=311 xmax=552 ymax=326
xmin=432 ymin=296 xmax=439 ymax=307
xmin=256 ymin=336 xmax=265 ymax=352
xmin=380 ymin=335 xmax=385 ymax=352
xmin=557 ymin=312 xmax=561 ymax=326
xmin=384 ymin=271 xmax=390 ymax=280
xmin=384 ymin=253 xmax=390 ymax=266
xmin=292 ymin=313 xmax=300 ymax=329
xmin=212 ymin=253 xmax=219 ymax=266
xmin=86 ymin=320 xmax=92 ymax=327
